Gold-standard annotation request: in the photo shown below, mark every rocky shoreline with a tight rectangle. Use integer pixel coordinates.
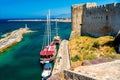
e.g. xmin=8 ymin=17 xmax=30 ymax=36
xmin=0 ymin=28 xmax=34 ymax=53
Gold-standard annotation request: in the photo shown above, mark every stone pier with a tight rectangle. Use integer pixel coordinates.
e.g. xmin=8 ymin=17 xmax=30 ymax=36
xmin=52 ymin=40 xmax=71 ymax=75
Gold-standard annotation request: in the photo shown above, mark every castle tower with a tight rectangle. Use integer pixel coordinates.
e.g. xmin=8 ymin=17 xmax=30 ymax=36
xmin=71 ymin=4 xmax=83 ymax=37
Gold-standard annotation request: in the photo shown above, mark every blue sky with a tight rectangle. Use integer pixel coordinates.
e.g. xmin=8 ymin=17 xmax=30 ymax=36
xmin=0 ymin=0 xmax=119 ymax=19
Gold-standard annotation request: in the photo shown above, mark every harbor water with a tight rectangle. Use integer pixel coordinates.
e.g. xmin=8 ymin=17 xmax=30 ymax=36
xmin=0 ymin=20 xmax=71 ymax=80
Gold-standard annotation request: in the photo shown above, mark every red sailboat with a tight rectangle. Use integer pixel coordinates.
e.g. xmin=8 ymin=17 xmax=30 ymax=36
xmin=40 ymin=10 xmax=56 ymax=64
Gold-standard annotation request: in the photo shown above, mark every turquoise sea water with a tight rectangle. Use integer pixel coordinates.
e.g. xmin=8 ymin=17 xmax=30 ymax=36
xmin=0 ymin=20 xmax=71 ymax=80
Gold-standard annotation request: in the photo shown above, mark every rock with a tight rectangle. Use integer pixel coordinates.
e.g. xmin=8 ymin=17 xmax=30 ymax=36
xmin=82 ymin=60 xmax=92 ymax=66
xmin=114 ymin=31 xmax=120 ymax=53
xmin=114 ymin=31 xmax=120 ymax=45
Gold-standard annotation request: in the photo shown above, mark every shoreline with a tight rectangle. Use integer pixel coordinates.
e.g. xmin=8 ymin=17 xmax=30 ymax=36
xmin=7 ymin=19 xmax=71 ymax=22
xmin=0 ymin=28 xmax=35 ymax=53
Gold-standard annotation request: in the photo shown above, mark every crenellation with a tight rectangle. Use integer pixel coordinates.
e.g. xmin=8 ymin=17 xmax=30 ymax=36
xmin=85 ymin=2 xmax=97 ymax=8
xmin=71 ymin=2 xmax=120 ymax=37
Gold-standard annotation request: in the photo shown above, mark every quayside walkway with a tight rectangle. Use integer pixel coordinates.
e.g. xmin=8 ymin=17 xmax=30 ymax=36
xmin=52 ymin=40 xmax=71 ymax=75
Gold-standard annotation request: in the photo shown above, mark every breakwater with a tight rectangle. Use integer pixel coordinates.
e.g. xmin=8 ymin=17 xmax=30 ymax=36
xmin=0 ymin=28 xmax=34 ymax=53
xmin=8 ymin=19 xmax=71 ymax=22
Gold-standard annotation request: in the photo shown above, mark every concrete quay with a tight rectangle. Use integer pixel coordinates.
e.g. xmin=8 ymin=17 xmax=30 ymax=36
xmin=64 ymin=60 xmax=120 ymax=80
xmin=52 ymin=40 xmax=71 ymax=75
xmin=0 ymin=28 xmax=33 ymax=53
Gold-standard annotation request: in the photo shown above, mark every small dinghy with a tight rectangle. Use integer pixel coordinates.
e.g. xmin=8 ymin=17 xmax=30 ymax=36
xmin=41 ymin=63 xmax=52 ymax=78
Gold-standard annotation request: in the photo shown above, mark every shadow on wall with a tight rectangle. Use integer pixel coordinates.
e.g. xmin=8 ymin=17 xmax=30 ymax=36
xmin=99 ymin=25 xmax=114 ymax=35
xmin=81 ymin=25 xmax=116 ymax=38
xmin=98 ymin=31 xmax=120 ymax=54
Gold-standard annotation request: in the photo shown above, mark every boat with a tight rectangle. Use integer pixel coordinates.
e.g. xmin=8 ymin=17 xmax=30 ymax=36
xmin=41 ymin=63 xmax=52 ymax=78
xmin=40 ymin=43 xmax=55 ymax=63
xmin=40 ymin=10 xmax=56 ymax=64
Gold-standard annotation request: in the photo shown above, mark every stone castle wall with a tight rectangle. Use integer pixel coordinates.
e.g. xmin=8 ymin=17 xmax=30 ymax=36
xmin=71 ymin=3 xmax=120 ymax=37
xmin=64 ymin=70 xmax=95 ymax=80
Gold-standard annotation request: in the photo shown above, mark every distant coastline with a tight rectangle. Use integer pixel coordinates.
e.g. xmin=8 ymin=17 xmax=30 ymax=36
xmin=0 ymin=27 xmax=35 ymax=53
xmin=7 ymin=19 xmax=71 ymax=22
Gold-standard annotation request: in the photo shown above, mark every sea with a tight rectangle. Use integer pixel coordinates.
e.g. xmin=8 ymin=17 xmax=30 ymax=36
xmin=0 ymin=19 xmax=71 ymax=80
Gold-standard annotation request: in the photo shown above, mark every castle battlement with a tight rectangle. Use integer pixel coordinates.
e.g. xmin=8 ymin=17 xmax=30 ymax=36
xmin=71 ymin=2 xmax=120 ymax=37
xmin=85 ymin=3 xmax=119 ymax=10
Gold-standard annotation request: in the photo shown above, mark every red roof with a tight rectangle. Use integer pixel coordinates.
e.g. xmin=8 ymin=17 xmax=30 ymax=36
xmin=49 ymin=43 xmax=55 ymax=46
xmin=48 ymin=46 xmax=54 ymax=51
xmin=40 ymin=50 xmax=54 ymax=55
xmin=40 ymin=50 xmax=45 ymax=55
xmin=40 ymin=43 xmax=55 ymax=56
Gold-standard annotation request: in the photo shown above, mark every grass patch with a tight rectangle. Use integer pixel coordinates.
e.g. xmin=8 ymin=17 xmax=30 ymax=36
xmin=85 ymin=53 xmax=97 ymax=60
xmin=103 ymin=54 xmax=117 ymax=59
xmin=69 ymin=36 xmax=120 ymax=67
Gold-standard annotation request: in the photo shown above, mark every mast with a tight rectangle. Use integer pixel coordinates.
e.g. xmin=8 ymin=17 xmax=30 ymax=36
xmin=53 ymin=18 xmax=61 ymax=44
xmin=42 ymin=10 xmax=51 ymax=47
xmin=46 ymin=9 xmax=51 ymax=45
xmin=48 ymin=9 xmax=51 ymax=43
xmin=42 ymin=25 xmax=47 ymax=49
xmin=47 ymin=14 xmax=49 ymax=45
xmin=55 ymin=18 xmax=58 ymax=36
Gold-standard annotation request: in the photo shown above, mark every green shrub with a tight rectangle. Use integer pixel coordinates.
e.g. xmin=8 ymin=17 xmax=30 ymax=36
xmin=71 ymin=55 xmax=80 ymax=62
xmin=93 ymin=41 xmax=100 ymax=48
xmin=90 ymin=47 xmax=96 ymax=51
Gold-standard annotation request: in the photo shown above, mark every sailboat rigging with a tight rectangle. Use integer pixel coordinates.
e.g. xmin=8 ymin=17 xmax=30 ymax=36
xmin=53 ymin=18 xmax=61 ymax=44
xmin=40 ymin=10 xmax=56 ymax=64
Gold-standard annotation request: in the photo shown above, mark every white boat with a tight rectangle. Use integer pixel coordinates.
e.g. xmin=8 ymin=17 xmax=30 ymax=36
xmin=41 ymin=63 xmax=52 ymax=78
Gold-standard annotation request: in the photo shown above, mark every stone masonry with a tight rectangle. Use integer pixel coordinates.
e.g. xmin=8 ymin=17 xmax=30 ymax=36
xmin=71 ymin=2 xmax=120 ymax=37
